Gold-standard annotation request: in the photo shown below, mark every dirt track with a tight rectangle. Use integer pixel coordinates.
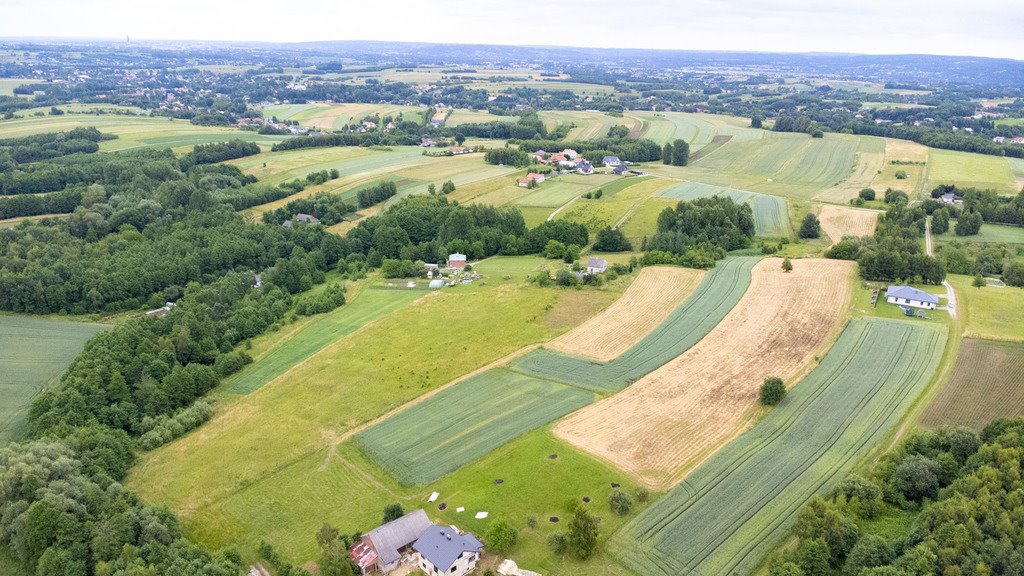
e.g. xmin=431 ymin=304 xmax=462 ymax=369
xmin=553 ymin=258 xmax=855 ymax=489
xmin=546 ymin=267 xmax=705 ymax=362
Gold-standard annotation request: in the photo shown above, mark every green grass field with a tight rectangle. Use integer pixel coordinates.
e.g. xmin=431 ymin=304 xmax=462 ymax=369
xmin=0 ymin=316 xmax=106 ymax=443
xmin=608 ymin=318 xmax=947 ymax=576
xmin=626 ymin=112 xmax=763 ymax=148
xmin=949 ymin=274 xmax=1024 ymax=342
xmin=934 ymin=221 xmax=1024 ymax=244
xmin=511 ymin=256 xmax=757 ymax=392
xmin=657 ymin=181 xmax=791 ymax=236
xmin=537 ymin=111 xmax=641 ymax=140
xmin=927 ymin=148 xmax=1018 ymax=193
xmin=356 ymin=369 xmax=595 ymax=485
xmin=0 ymin=78 xmax=33 ymax=96
xmin=555 ymin=177 xmax=673 ymax=234
xmin=262 ymin=103 xmax=426 ymax=129
xmin=920 ymin=338 xmax=1024 ymax=429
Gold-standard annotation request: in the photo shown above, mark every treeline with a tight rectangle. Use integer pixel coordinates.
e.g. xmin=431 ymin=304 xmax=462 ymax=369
xmin=0 ymin=126 xmax=108 ymax=166
xmin=179 ymin=139 xmax=260 ymax=169
xmin=453 ymin=111 xmax=548 ymax=140
xmin=262 ymin=191 xmax=357 ymax=226
xmin=827 ymin=204 xmax=945 ymax=284
xmin=643 ymin=196 xmax=755 ymax=267
xmin=767 ymin=419 xmax=1024 ymax=576
xmin=357 ymin=180 xmax=398 ymax=208
xmin=936 ymin=186 xmax=1024 ymax=226
xmin=271 ymin=131 xmax=421 ymax=152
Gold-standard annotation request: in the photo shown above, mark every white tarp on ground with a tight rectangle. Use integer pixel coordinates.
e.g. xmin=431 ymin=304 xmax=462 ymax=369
xmin=474 ymin=511 xmax=488 ymax=519
xmin=456 ymin=507 xmax=465 ymax=512
xmin=427 ymin=492 xmax=439 ymax=502
xmin=498 ymin=559 xmax=543 ymax=576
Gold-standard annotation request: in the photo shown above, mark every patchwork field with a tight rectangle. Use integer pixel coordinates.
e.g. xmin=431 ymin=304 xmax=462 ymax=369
xmin=627 ymin=112 xmax=763 ymax=149
xmin=555 ymin=258 xmax=855 ymax=489
xmin=262 ymin=103 xmax=427 ymax=128
xmin=512 ymin=256 xmax=757 ymax=392
xmin=813 ymin=136 xmax=887 ymax=202
xmin=538 ymin=110 xmax=642 ymax=140
xmin=554 ymin=176 xmax=674 ymax=233
xmin=818 ymin=204 xmax=880 ymax=243
xmin=948 ymin=274 xmax=1024 ymax=342
xmin=608 ymin=318 xmax=947 ymax=576
xmin=658 ymin=180 xmax=791 ymax=236
xmin=0 ymin=316 xmax=106 ymax=443
xmin=928 ymin=148 xmax=1018 ymax=194
xmin=546 ymin=266 xmax=705 ymax=362
xmin=920 ymin=338 xmax=1024 ymax=429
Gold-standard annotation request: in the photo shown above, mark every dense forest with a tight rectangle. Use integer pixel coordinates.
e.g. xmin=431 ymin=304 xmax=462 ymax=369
xmin=643 ymin=196 xmax=755 ymax=267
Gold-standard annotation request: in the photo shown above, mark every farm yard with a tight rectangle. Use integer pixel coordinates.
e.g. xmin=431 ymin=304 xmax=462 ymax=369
xmin=0 ymin=316 xmax=106 ymax=443
xmin=545 ymin=267 xmax=706 ymax=362
xmin=920 ymin=338 xmax=1024 ymax=429
xmin=818 ymin=204 xmax=879 ymax=243
xmin=608 ymin=318 xmax=947 ymax=576
xmin=657 ymin=180 xmax=791 ymax=236
xmin=554 ymin=258 xmax=855 ymax=489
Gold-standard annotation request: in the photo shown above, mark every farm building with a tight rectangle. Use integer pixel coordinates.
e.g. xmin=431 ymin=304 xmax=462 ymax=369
xmin=517 ymin=173 xmax=545 ymax=187
xmin=412 ymin=525 xmax=483 ymax=576
xmin=350 ymin=509 xmax=432 ymax=575
xmin=603 ymin=155 xmax=622 ymax=167
xmin=612 ymin=164 xmax=630 ymax=175
xmin=576 ymin=159 xmax=594 ymax=174
xmin=295 ymin=213 xmax=321 ymax=224
xmin=885 ymin=285 xmax=939 ymax=310
xmin=586 ymin=257 xmax=608 ymax=274
xmin=561 ymin=148 xmax=578 ymax=159
xmin=447 ymin=253 xmax=467 ymax=269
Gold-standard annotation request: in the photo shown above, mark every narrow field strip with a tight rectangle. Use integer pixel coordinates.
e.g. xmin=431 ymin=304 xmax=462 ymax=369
xmin=608 ymin=318 xmax=947 ymax=576
xmin=920 ymin=338 xmax=1024 ymax=429
xmin=554 ymin=258 xmax=855 ymax=489
xmin=545 ymin=267 xmax=706 ymax=362
xmin=511 ymin=256 xmax=758 ymax=393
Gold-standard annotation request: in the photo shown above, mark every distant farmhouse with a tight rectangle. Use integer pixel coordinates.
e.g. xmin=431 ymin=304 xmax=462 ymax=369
xmin=282 ymin=213 xmax=321 ymax=228
xmin=517 ymin=173 xmax=545 ymax=187
xmin=349 ymin=510 xmax=483 ymax=576
xmin=885 ymin=285 xmax=939 ymax=310
xmin=602 ymin=155 xmax=622 ymax=167
xmin=447 ymin=252 xmax=467 ymax=269
xmin=586 ymin=257 xmax=608 ymax=274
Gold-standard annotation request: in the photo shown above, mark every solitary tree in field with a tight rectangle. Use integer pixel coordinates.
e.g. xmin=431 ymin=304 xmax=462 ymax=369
xmin=441 ymin=180 xmax=456 ymax=194
xmin=799 ymin=213 xmax=821 ymax=239
xmin=760 ymin=377 xmax=786 ymax=406
xmin=455 ymin=133 xmax=466 ymax=145
xmin=382 ymin=503 xmax=404 ymax=523
xmin=485 ymin=521 xmax=519 ymax=555
xmin=427 ymin=183 xmax=436 ymax=195
xmin=609 ymin=491 xmax=633 ymax=516
xmin=781 ymin=257 xmax=793 ymax=273
xmin=750 ymin=114 xmax=763 ymax=129
xmin=568 ymin=509 xmax=599 ymax=560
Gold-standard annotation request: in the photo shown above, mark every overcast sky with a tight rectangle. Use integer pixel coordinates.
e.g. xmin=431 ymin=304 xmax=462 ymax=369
xmin=2 ymin=0 xmax=1022 ymax=60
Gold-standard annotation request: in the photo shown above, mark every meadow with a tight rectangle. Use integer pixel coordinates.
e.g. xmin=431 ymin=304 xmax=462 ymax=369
xmin=920 ymin=338 xmax=1024 ymax=429
xmin=0 ymin=78 xmax=33 ymax=96
xmin=948 ymin=274 xmax=1024 ymax=342
xmin=538 ymin=110 xmax=642 ymax=140
xmin=608 ymin=318 xmax=947 ymax=576
xmin=553 ymin=177 xmax=673 ymax=234
xmin=262 ymin=103 xmax=427 ymax=129
xmin=927 ymin=148 xmax=1018 ymax=193
xmin=657 ymin=180 xmax=791 ymax=236
xmin=933 ymin=221 xmax=1024 ymax=244
xmin=626 ymin=112 xmax=763 ymax=149
xmin=0 ymin=316 xmax=106 ymax=443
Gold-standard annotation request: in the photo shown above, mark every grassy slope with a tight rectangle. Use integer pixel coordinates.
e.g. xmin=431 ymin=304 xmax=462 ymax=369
xmin=0 ymin=316 xmax=107 ymax=443
xmin=949 ymin=274 xmax=1024 ymax=342
xmin=927 ymin=148 xmax=1017 ymax=194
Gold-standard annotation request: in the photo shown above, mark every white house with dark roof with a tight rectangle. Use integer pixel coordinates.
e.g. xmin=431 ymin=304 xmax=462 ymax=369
xmin=586 ymin=257 xmax=607 ymax=274
xmin=885 ymin=285 xmax=939 ymax=310
xmin=602 ymin=155 xmax=622 ymax=167
xmin=413 ymin=525 xmax=483 ymax=576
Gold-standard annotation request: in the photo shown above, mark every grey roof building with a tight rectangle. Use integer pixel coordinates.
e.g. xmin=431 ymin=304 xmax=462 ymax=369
xmin=602 ymin=155 xmax=622 ymax=166
xmin=885 ymin=285 xmax=939 ymax=309
xmin=352 ymin=509 xmax=432 ymax=574
xmin=413 ymin=525 xmax=483 ymax=574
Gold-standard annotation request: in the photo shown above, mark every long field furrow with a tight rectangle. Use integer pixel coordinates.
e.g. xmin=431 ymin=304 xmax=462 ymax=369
xmin=607 ymin=318 xmax=947 ymax=576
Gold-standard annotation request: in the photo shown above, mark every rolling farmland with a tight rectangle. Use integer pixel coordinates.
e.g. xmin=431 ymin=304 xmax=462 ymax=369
xmin=658 ymin=181 xmax=791 ymax=236
xmin=927 ymin=148 xmax=1018 ymax=194
xmin=920 ymin=338 xmax=1024 ymax=429
xmin=818 ymin=205 xmax=879 ymax=243
xmin=554 ymin=177 xmax=673 ymax=233
xmin=512 ymin=256 xmax=757 ymax=392
xmin=546 ymin=266 xmax=706 ymax=362
xmin=608 ymin=318 xmax=948 ymax=576
xmin=555 ymin=258 xmax=855 ymax=489
xmin=948 ymin=274 xmax=1024 ymax=342
xmin=355 ymin=369 xmax=595 ymax=485
xmin=538 ymin=111 xmax=642 ymax=141
xmin=0 ymin=316 xmax=106 ymax=442
xmin=262 ymin=103 xmax=427 ymax=129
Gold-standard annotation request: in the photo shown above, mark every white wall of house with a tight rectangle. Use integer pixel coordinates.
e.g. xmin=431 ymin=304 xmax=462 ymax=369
xmin=886 ymin=296 xmax=936 ymax=310
xmin=414 ymin=551 xmax=479 ymax=576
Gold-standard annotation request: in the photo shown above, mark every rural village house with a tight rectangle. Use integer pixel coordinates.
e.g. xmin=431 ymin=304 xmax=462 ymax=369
xmin=602 ymin=155 xmax=622 ymax=167
xmin=413 ymin=525 xmax=483 ymax=576
xmin=447 ymin=253 xmax=468 ymax=269
xmin=517 ymin=173 xmax=545 ymax=187
xmin=576 ymin=159 xmax=594 ymax=174
xmin=350 ymin=510 xmax=432 ymax=575
xmin=885 ymin=285 xmax=939 ymax=310
xmin=349 ymin=510 xmax=483 ymax=576
xmin=586 ymin=257 xmax=608 ymax=274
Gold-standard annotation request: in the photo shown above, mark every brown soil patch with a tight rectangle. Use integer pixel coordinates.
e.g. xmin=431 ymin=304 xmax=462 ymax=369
xmin=818 ymin=204 xmax=879 ymax=244
xmin=546 ymin=267 xmax=706 ymax=362
xmin=553 ymin=258 xmax=855 ymax=489
xmin=919 ymin=338 xmax=1024 ymax=429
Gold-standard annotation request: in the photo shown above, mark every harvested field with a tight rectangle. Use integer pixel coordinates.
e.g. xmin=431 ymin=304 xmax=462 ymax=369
xmin=609 ymin=319 xmax=948 ymax=576
xmin=818 ymin=204 xmax=879 ymax=243
xmin=554 ymin=258 xmax=856 ymax=489
xmin=512 ymin=256 xmax=757 ymax=392
xmin=920 ymin=338 xmax=1024 ymax=429
xmin=546 ymin=267 xmax=706 ymax=362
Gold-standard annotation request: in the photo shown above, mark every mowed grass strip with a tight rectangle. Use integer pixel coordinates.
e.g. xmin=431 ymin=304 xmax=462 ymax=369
xmin=355 ymin=369 xmax=595 ymax=486
xmin=510 ymin=256 xmax=757 ymax=392
xmin=920 ymin=338 xmax=1024 ymax=429
xmin=0 ymin=316 xmax=107 ymax=442
xmin=224 ymin=287 xmax=424 ymax=394
xmin=608 ymin=318 xmax=947 ymax=576
xmin=658 ymin=181 xmax=791 ymax=236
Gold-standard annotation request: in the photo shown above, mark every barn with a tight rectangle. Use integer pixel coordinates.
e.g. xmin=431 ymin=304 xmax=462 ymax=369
xmin=885 ymin=285 xmax=939 ymax=310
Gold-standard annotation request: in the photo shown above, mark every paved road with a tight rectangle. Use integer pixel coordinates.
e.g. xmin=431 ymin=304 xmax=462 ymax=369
xmin=926 ymin=217 xmax=957 ymax=318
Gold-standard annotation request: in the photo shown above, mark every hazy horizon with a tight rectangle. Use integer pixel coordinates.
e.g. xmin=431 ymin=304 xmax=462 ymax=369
xmin=2 ymin=0 xmax=1021 ymax=60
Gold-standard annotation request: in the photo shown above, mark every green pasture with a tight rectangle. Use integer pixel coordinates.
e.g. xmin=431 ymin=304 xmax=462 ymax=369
xmin=620 ymin=197 xmax=676 ymax=242
xmin=995 ymin=118 xmax=1024 ymax=127
xmin=356 ymin=369 xmax=595 ymax=485
xmin=0 ymin=316 xmax=106 ymax=443
xmin=537 ymin=110 xmax=640 ymax=140
xmin=658 ymin=181 xmax=791 ymax=236
xmin=627 ymin=111 xmax=762 ymax=148
xmin=609 ymin=318 xmax=947 ymax=576
xmin=934 ymin=221 xmax=1024 ymax=244
xmin=262 ymin=103 xmax=426 ymax=129
xmin=0 ymin=78 xmax=33 ymax=96
xmin=927 ymin=148 xmax=1018 ymax=193
xmin=555 ymin=177 xmax=673 ymax=234
xmin=949 ymin=274 xmax=1024 ymax=342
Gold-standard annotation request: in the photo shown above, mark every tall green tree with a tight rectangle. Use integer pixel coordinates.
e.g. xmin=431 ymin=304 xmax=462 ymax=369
xmin=671 ymin=139 xmax=690 ymax=166
xmin=568 ymin=509 xmax=599 ymax=560
xmin=662 ymin=142 xmax=673 ymax=164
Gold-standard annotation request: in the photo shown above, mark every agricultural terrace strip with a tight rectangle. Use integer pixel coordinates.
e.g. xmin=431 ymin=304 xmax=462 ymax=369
xmin=555 ymin=258 xmax=855 ymax=489
xmin=920 ymin=339 xmax=1024 ymax=429
xmin=818 ymin=205 xmax=879 ymax=244
xmin=608 ymin=318 xmax=948 ymax=576
xmin=355 ymin=369 xmax=595 ymax=486
xmin=0 ymin=316 xmax=107 ymax=442
xmin=927 ymin=148 xmax=1018 ymax=194
xmin=813 ymin=136 xmax=887 ymax=203
xmin=511 ymin=256 xmax=757 ymax=393
xmin=546 ymin=267 xmax=706 ymax=362
xmin=224 ymin=287 xmax=424 ymax=394
xmin=658 ymin=181 xmax=791 ymax=237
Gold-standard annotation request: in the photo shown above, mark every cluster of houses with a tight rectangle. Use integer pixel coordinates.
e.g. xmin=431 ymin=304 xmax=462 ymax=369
xmin=349 ymin=510 xmax=483 ymax=576
xmin=530 ymin=148 xmax=597 ymax=175
xmin=992 ymin=136 xmax=1024 ymax=145
xmin=235 ymin=117 xmax=325 ymax=135
xmin=281 ymin=213 xmax=321 ymax=228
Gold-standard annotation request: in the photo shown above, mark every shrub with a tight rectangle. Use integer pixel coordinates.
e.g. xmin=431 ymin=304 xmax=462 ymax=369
xmin=609 ymin=491 xmax=633 ymax=516
xmin=485 ymin=521 xmax=518 ymax=555
xmin=859 ymin=188 xmax=876 ymax=201
xmin=799 ymin=213 xmax=821 ymax=239
xmin=760 ymin=377 xmax=786 ymax=406
xmin=547 ymin=532 xmax=568 ymax=555
xmin=843 ymin=535 xmax=894 ymax=575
